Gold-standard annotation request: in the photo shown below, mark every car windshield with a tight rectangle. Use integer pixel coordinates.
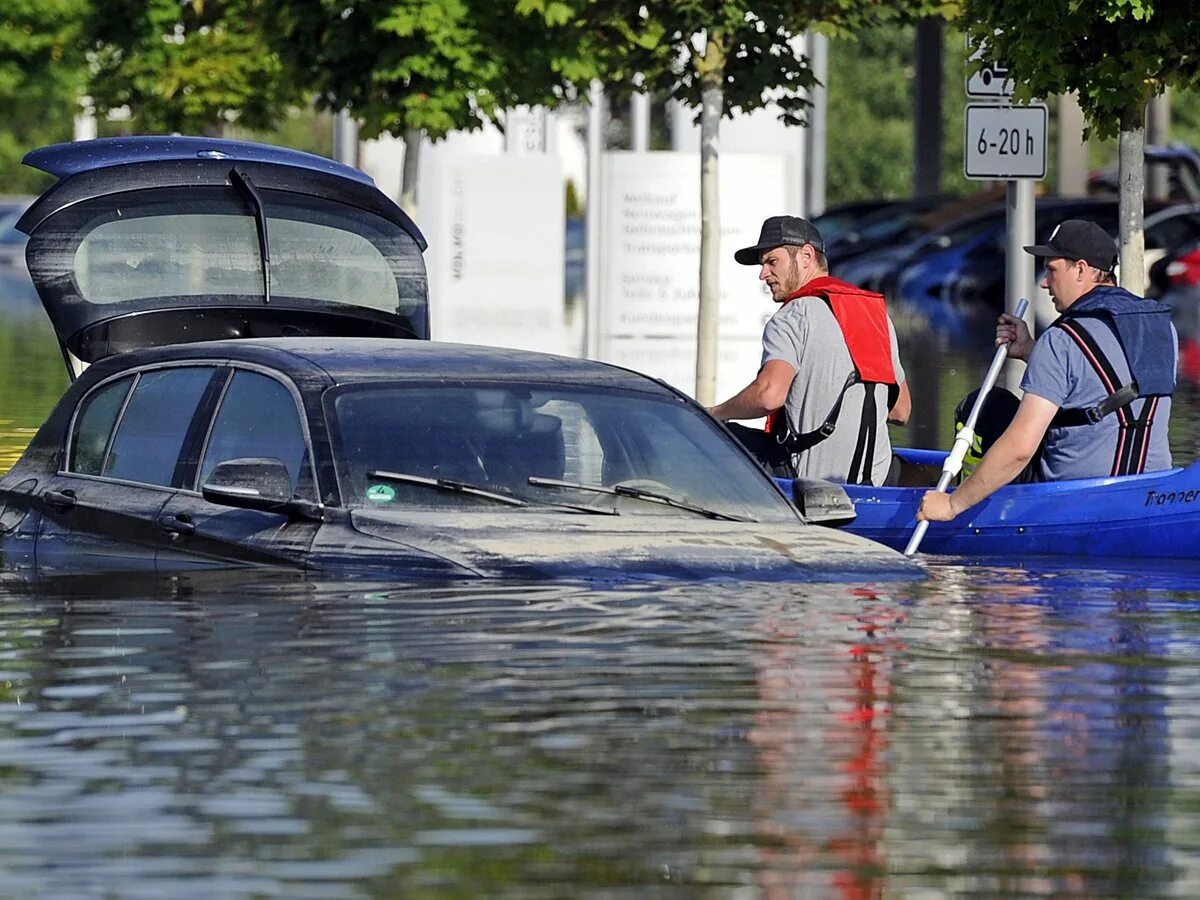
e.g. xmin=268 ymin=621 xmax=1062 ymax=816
xmin=329 ymin=383 xmax=798 ymax=522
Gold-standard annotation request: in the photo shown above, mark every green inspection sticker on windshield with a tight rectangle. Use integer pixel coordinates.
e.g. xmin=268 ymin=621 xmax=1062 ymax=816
xmin=365 ymin=483 xmax=397 ymax=503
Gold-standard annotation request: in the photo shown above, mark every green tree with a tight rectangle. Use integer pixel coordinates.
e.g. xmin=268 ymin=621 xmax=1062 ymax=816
xmin=826 ymin=23 xmax=976 ymax=204
xmin=0 ymin=0 xmax=88 ymax=192
xmin=520 ymin=0 xmax=956 ymax=403
xmin=962 ymin=0 xmax=1200 ymax=295
xmin=263 ymin=0 xmax=577 ymax=211
xmin=83 ymin=0 xmax=301 ymax=135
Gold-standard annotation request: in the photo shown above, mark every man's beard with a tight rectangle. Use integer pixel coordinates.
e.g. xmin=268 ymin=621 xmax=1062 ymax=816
xmin=773 ymin=259 xmax=801 ymax=299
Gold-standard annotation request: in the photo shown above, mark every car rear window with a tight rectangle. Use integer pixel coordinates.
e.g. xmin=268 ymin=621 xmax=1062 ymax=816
xmin=75 ymin=203 xmax=402 ymax=311
xmin=31 ymin=185 xmax=427 ymax=323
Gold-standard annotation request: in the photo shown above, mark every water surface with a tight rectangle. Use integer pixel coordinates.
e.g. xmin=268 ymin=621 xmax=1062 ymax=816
xmin=0 ymin=566 xmax=1197 ymax=897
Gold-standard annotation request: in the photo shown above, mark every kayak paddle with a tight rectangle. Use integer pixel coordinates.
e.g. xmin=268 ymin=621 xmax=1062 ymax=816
xmin=903 ymin=296 xmax=1030 ymax=557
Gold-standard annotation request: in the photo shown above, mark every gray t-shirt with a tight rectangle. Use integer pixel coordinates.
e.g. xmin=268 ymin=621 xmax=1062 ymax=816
xmin=1022 ymin=317 xmax=1176 ymax=481
xmin=761 ymin=296 xmax=906 ymax=485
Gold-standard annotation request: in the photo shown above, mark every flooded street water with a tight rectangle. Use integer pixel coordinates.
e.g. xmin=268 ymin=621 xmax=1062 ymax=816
xmin=4 ymin=566 xmax=1200 ymax=896
xmin=1 ymin=304 xmax=1200 ymax=896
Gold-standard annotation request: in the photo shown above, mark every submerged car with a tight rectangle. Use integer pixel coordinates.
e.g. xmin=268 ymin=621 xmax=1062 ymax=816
xmin=0 ymin=135 xmax=916 ymax=581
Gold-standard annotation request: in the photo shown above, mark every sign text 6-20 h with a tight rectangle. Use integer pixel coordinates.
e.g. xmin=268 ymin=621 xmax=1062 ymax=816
xmin=977 ymin=126 xmax=1037 ymax=156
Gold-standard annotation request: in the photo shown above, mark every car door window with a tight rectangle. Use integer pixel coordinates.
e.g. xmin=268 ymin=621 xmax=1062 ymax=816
xmin=69 ymin=376 xmax=134 ymax=475
xmin=104 ymin=367 xmax=218 ymax=486
xmin=198 ymin=370 xmax=312 ymax=499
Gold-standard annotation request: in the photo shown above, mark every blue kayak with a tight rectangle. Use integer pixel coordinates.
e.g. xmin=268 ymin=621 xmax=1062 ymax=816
xmin=778 ymin=448 xmax=1200 ymax=559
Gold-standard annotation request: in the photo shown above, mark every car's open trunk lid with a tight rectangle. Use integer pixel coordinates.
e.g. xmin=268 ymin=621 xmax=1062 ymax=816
xmin=17 ymin=136 xmax=429 ymax=379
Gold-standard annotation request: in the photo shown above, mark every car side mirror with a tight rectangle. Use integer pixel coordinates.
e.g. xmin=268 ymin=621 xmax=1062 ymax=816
xmin=201 ymin=458 xmax=321 ymax=520
xmin=774 ymin=476 xmax=857 ymax=527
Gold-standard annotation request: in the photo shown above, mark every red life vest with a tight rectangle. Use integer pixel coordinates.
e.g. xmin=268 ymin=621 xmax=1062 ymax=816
xmin=765 ymin=275 xmax=897 ymax=434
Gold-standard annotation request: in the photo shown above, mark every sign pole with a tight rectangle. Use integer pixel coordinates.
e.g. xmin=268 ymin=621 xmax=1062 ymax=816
xmin=1003 ymin=179 xmax=1036 ymax=392
xmin=964 ymin=36 xmax=1045 ymax=393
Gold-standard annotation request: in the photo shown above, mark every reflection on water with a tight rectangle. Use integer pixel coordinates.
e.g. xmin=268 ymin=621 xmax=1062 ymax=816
xmin=0 ymin=568 xmax=1197 ymax=895
xmin=0 ymin=311 xmax=66 ymax=474
xmin=1 ymin=292 xmax=1200 ymax=894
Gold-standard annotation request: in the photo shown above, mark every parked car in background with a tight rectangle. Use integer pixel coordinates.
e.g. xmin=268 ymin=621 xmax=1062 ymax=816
xmin=824 ymin=194 xmax=966 ymax=267
xmin=940 ymin=200 xmax=1200 ymax=330
xmin=844 ymin=196 xmax=1200 ymax=338
xmin=832 ymin=199 xmax=1006 ymax=301
xmin=0 ymin=135 xmax=916 ymax=582
xmin=1089 ymin=144 xmax=1200 ymax=201
xmin=811 ymin=199 xmax=894 ymax=245
xmin=1149 ymin=234 xmax=1200 ymax=381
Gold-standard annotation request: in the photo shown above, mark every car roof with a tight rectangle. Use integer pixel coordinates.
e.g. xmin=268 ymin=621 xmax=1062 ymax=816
xmin=84 ymin=337 xmax=673 ymax=392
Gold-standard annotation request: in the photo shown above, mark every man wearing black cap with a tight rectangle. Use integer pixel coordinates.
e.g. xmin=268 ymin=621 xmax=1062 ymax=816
xmin=918 ymin=218 xmax=1178 ymax=524
xmin=708 ymin=215 xmax=910 ymax=485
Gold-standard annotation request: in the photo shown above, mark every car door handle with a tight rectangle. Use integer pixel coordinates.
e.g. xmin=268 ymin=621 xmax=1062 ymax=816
xmin=43 ymin=490 xmax=76 ymax=511
xmin=158 ymin=513 xmax=196 ymax=536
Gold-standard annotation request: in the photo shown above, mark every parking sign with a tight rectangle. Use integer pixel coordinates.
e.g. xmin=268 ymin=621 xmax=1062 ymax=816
xmin=964 ymin=104 xmax=1047 ymax=180
xmin=966 ymin=33 xmax=1014 ymax=98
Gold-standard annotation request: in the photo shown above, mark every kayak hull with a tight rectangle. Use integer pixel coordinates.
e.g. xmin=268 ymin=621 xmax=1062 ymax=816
xmin=781 ymin=449 xmax=1200 ymax=559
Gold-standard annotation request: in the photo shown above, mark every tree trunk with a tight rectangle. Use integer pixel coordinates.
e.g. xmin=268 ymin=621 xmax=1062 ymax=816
xmin=695 ymin=36 xmax=724 ymax=406
xmin=401 ymin=127 xmax=423 ymax=220
xmin=1118 ymin=103 xmax=1146 ymax=296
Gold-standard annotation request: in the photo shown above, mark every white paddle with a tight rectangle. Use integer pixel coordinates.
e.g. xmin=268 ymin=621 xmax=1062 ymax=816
xmin=903 ymin=297 xmax=1030 ymax=557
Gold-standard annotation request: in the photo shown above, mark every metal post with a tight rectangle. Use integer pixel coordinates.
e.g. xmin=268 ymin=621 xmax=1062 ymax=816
xmin=793 ymin=34 xmax=809 ymax=217
xmin=584 ymin=81 xmax=606 ymax=359
xmin=631 ymin=88 xmax=651 ymax=152
xmin=1147 ymin=92 xmax=1171 ymax=201
xmin=1056 ymin=93 xmax=1087 ymax=197
xmin=805 ymin=32 xmax=828 ymax=217
xmin=333 ymin=110 xmax=359 ymax=166
xmin=1004 ymin=179 xmax=1035 ymax=392
xmin=74 ymin=96 xmax=97 ymax=142
xmin=913 ymin=18 xmax=943 ymax=198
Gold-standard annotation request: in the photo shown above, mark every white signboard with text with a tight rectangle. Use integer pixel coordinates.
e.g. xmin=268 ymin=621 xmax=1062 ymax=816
xmin=964 ymin=103 xmax=1047 ymax=180
xmin=597 ymin=152 xmax=788 ymax=401
xmin=421 ymin=154 xmax=570 ymax=355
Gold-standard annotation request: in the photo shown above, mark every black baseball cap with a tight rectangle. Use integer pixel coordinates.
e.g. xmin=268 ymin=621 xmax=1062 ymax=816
xmin=1023 ymin=219 xmax=1117 ymax=272
xmin=734 ymin=215 xmax=825 ymax=265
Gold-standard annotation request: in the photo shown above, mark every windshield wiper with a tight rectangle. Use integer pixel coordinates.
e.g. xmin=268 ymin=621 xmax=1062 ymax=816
xmin=527 ymin=477 xmax=753 ymax=522
xmin=230 ymin=166 xmax=271 ymax=304
xmin=370 ymin=470 xmax=527 ymax=506
xmin=369 ymin=470 xmax=617 ymax=515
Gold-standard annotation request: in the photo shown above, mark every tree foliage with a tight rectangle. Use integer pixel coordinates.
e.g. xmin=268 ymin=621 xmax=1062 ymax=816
xmin=519 ymin=0 xmax=958 ymax=122
xmin=262 ymin=0 xmax=575 ymax=142
xmin=83 ymin=0 xmax=302 ymax=134
xmin=0 ymin=0 xmax=88 ymax=191
xmin=827 ymin=23 xmax=976 ymax=204
xmin=962 ymin=0 xmax=1200 ymax=137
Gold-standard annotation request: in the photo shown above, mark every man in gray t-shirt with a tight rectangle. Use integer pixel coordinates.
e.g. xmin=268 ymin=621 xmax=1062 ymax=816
xmin=708 ymin=215 xmax=911 ymax=485
xmin=919 ymin=218 xmax=1177 ymax=526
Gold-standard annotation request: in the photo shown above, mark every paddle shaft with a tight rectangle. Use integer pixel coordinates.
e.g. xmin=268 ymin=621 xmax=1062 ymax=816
xmin=903 ymin=297 xmax=1030 ymax=557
